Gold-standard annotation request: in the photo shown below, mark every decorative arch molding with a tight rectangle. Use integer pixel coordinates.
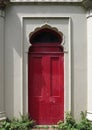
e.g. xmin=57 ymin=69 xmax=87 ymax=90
xmin=29 ymin=24 xmax=63 ymax=40
xmin=29 ymin=24 xmax=65 ymax=46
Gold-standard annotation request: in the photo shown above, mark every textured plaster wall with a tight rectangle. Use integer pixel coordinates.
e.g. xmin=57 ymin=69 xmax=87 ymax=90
xmin=0 ymin=11 xmax=4 ymax=115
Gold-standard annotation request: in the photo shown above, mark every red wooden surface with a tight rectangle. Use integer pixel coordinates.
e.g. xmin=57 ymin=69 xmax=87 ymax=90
xmin=28 ymin=43 xmax=64 ymax=125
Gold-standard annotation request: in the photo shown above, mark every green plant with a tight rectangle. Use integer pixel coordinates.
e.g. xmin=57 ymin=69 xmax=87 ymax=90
xmin=0 ymin=114 xmax=36 ymax=130
xmin=0 ymin=118 xmax=11 ymax=130
xmin=57 ymin=112 xmax=77 ymax=130
xmin=77 ymin=111 xmax=92 ymax=130
xmin=57 ymin=111 xmax=92 ymax=130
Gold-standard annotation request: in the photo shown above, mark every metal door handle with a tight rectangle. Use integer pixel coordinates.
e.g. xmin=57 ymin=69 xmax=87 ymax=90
xmin=50 ymin=99 xmax=55 ymax=103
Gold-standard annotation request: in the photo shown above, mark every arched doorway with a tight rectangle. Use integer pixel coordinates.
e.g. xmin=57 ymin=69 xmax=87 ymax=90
xmin=28 ymin=26 xmax=64 ymax=125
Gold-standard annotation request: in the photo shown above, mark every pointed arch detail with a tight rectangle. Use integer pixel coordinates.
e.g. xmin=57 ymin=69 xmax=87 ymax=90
xmin=29 ymin=24 xmax=63 ymax=45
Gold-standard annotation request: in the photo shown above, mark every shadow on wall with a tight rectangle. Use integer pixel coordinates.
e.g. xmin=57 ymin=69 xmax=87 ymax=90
xmin=5 ymin=6 xmax=22 ymax=118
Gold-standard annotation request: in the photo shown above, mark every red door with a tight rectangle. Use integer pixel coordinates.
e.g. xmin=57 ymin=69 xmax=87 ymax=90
xmin=28 ymin=44 xmax=64 ymax=125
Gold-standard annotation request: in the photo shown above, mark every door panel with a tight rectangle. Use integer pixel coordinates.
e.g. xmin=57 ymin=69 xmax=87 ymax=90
xmin=49 ymin=55 xmax=64 ymax=124
xmin=50 ymin=57 xmax=61 ymax=96
xmin=28 ymin=53 xmax=64 ymax=124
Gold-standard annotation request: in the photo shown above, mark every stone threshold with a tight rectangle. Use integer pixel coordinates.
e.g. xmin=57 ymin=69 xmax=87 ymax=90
xmin=33 ymin=125 xmax=58 ymax=130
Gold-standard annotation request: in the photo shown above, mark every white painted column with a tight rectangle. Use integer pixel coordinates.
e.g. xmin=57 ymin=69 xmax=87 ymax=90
xmin=0 ymin=10 xmax=5 ymax=120
xmin=87 ymin=10 xmax=92 ymax=121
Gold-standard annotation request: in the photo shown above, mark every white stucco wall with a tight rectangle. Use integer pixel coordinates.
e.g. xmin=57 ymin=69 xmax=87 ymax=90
xmin=5 ymin=4 xmax=87 ymax=120
xmin=0 ymin=10 xmax=5 ymax=120
xmin=87 ymin=10 xmax=92 ymax=120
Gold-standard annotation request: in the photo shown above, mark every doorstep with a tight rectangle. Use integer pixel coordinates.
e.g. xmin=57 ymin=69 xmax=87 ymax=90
xmin=32 ymin=125 xmax=58 ymax=130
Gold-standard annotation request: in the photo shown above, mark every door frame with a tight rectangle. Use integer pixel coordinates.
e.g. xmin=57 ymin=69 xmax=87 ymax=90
xmin=22 ymin=16 xmax=72 ymax=119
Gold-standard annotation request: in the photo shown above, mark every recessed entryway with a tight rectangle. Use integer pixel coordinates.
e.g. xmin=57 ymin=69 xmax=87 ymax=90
xmin=28 ymin=27 xmax=64 ymax=125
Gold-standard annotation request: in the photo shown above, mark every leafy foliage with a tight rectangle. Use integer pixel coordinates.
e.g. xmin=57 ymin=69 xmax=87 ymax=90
xmin=0 ymin=111 xmax=92 ymax=130
xmin=57 ymin=111 xmax=92 ymax=130
xmin=77 ymin=111 xmax=92 ymax=130
xmin=57 ymin=112 xmax=77 ymax=130
xmin=0 ymin=114 xmax=35 ymax=130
